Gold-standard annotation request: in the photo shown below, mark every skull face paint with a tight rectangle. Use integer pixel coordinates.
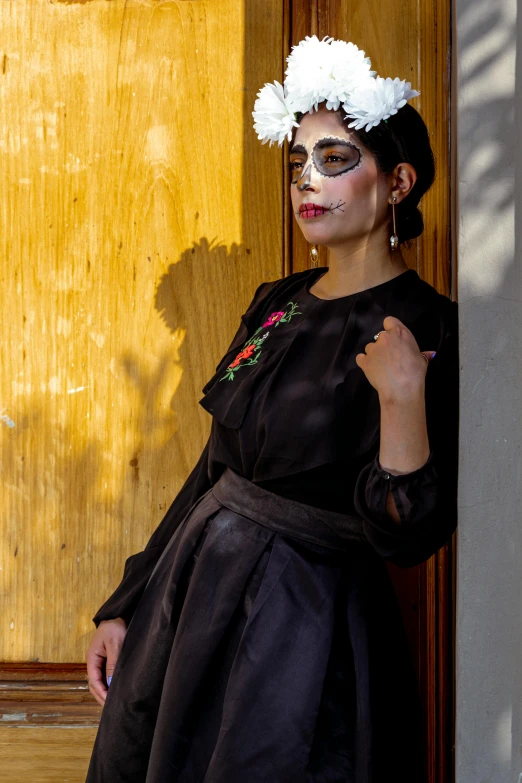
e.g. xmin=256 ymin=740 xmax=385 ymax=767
xmin=289 ymin=106 xmax=390 ymax=245
xmin=289 ymin=136 xmax=363 ymax=189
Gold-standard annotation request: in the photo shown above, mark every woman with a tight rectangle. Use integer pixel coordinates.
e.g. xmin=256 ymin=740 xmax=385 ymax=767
xmin=86 ymin=36 xmax=458 ymax=782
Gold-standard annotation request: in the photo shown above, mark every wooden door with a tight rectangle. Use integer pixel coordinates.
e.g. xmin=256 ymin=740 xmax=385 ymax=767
xmin=0 ymin=0 xmax=285 ymax=778
xmin=286 ymin=3 xmax=455 ymax=782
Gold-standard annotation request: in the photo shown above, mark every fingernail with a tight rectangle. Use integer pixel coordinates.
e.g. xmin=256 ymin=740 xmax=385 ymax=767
xmin=107 ymin=675 xmax=112 ymax=687
xmin=431 ymin=351 xmax=437 ymax=358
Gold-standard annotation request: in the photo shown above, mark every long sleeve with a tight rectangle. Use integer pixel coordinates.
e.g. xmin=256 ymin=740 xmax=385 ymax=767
xmin=93 ymin=435 xmax=212 ymax=627
xmin=354 ymin=300 xmax=459 ymax=567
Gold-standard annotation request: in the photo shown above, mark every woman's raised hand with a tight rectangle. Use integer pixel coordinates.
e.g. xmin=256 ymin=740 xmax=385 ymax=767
xmin=86 ymin=617 xmax=127 ymax=706
xmin=355 ymin=315 xmax=436 ymax=403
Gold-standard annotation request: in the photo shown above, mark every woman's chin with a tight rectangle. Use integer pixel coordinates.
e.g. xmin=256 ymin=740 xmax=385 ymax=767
xmin=298 ymin=226 xmax=369 ymax=249
xmin=298 ymin=229 xmax=337 ymax=246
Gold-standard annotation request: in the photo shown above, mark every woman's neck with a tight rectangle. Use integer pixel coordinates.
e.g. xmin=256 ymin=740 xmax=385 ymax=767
xmin=312 ymin=241 xmax=408 ymax=299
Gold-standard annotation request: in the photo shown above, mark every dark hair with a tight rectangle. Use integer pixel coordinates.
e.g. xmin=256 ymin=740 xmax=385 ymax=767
xmin=292 ymin=103 xmax=435 ymax=245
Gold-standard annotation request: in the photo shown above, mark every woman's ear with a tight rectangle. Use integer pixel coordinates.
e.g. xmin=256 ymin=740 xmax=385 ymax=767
xmin=390 ymin=163 xmax=417 ymax=203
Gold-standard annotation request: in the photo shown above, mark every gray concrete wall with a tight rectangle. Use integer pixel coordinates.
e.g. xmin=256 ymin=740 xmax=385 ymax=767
xmin=455 ymin=0 xmax=522 ymax=780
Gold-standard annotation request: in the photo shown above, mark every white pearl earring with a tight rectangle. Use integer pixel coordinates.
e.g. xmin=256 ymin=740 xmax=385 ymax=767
xmin=390 ymin=196 xmax=399 ymax=250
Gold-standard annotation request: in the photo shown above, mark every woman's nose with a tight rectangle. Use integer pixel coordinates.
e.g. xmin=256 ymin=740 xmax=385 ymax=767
xmin=296 ymin=163 xmax=320 ymax=192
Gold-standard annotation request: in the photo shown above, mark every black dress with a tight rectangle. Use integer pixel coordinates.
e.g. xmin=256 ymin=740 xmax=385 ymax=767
xmin=86 ymin=266 xmax=459 ymax=782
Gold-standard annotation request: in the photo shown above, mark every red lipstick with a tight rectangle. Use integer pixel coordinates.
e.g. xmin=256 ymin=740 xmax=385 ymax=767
xmin=299 ymin=202 xmax=328 ymax=219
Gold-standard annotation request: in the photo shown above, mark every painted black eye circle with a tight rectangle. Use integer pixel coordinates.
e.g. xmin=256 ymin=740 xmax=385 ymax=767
xmin=313 ymin=144 xmax=361 ymax=176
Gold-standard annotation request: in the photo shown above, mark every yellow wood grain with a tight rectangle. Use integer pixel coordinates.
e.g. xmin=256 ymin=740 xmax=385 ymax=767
xmin=0 ymin=0 xmax=283 ymax=661
xmin=0 ymin=727 xmax=97 ymax=783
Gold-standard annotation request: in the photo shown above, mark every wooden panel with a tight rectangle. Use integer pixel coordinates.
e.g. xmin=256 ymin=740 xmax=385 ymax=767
xmin=0 ymin=684 xmax=100 ymax=727
xmin=0 ymin=728 xmax=97 ymax=783
xmin=0 ymin=0 xmax=283 ymax=662
xmin=0 ymin=663 xmax=100 ymax=727
xmin=314 ymin=7 xmax=454 ymax=782
xmin=286 ymin=3 xmax=454 ymax=783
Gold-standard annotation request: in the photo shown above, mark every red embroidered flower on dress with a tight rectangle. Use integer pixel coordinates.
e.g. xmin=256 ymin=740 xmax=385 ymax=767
xmin=263 ymin=311 xmax=285 ymax=328
xmin=220 ymin=300 xmax=302 ymax=382
xmin=228 ymin=343 xmax=256 ymax=368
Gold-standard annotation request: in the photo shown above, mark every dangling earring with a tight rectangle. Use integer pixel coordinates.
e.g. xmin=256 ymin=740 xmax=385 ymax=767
xmin=309 ymin=244 xmax=319 ymax=267
xmin=390 ymin=196 xmax=399 ymax=250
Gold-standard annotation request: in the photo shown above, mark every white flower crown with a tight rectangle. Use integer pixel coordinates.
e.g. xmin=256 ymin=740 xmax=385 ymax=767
xmin=252 ymin=36 xmax=420 ymax=146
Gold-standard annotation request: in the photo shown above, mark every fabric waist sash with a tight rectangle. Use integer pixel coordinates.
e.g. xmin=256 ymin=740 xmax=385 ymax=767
xmin=211 ymin=466 xmax=367 ymax=553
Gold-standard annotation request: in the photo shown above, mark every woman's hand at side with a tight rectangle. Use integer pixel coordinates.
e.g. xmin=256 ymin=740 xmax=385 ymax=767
xmin=86 ymin=618 xmax=127 ymax=706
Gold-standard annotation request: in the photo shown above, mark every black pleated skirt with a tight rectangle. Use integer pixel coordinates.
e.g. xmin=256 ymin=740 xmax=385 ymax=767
xmin=86 ymin=467 xmax=426 ymax=782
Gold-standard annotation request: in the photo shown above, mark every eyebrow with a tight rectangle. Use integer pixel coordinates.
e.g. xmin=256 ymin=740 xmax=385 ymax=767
xmin=289 ymin=138 xmax=358 ymax=155
xmin=289 ymin=143 xmax=307 ymax=155
xmin=314 ymin=137 xmax=358 ymax=150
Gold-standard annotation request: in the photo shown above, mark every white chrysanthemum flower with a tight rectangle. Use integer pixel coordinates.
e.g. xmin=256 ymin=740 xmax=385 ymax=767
xmin=252 ymin=80 xmax=300 ymax=146
xmin=284 ymin=36 xmax=375 ymax=113
xmin=284 ymin=35 xmax=336 ymax=113
xmin=342 ymin=76 xmax=420 ymax=132
xmin=322 ymin=40 xmax=376 ymax=110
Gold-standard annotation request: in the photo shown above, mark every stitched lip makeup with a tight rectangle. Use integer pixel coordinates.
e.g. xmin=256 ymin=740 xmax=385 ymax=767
xmin=299 ymin=202 xmax=327 ymax=219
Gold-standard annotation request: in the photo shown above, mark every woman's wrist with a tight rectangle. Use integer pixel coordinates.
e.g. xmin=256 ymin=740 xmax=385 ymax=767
xmin=378 ymin=385 xmax=430 ymax=474
xmin=378 ymin=382 xmax=425 ymax=408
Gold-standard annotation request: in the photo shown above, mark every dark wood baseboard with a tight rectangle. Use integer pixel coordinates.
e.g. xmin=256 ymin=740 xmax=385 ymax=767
xmin=0 ymin=663 xmax=101 ymax=727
